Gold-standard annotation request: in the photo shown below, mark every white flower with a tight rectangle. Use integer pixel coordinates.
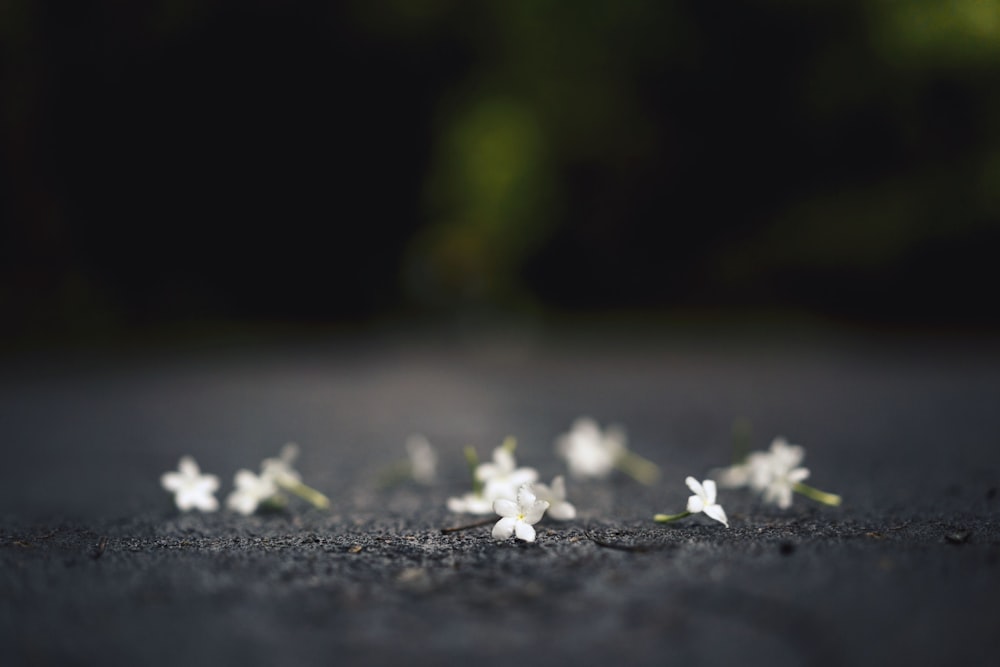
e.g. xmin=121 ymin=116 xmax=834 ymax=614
xmin=161 ymin=456 xmax=220 ymax=512
xmin=492 ymin=484 xmax=550 ymax=542
xmin=405 ymin=434 xmax=437 ymax=485
xmin=446 ymin=491 xmax=495 ymax=515
xmin=685 ymin=476 xmax=729 ymax=527
xmin=555 ymin=417 xmax=626 ymax=480
xmin=475 ymin=444 xmax=538 ymax=502
xmin=758 ymin=439 xmax=810 ymax=509
xmin=713 ymin=437 xmax=813 ymax=509
xmin=533 ymin=476 xmax=576 ymax=520
xmin=261 ymin=442 xmax=302 ymax=488
xmin=226 ymin=468 xmax=279 ymax=515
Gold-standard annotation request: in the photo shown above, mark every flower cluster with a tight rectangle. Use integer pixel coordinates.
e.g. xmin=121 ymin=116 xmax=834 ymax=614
xmin=161 ymin=443 xmax=330 ymax=515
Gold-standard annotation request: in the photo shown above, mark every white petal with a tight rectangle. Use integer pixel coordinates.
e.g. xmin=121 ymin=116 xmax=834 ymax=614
xmin=447 ymin=497 xmax=467 ymax=513
xmin=234 ymin=469 xmax=258 ymax=490
xmin=475 ymin=463 xmax=500 ymax=482
xmin=548 ymin=501 xmax=576 ymax=520
xmin=516 ymin=484 xmax=537 ymax=508
xmin=280 ymin=442 xmax=300 ymax=463
xmin=685 ymin=476 xmax=704 ymax=497
xmin=227 ymin=491 xmax=257 ymax=515
xmin=702 ymin=479 xmax=717 ymax=504
xmin=687 ymin=495 xmax=705 ymax=514
xmin=514 ymin=521 xmax=536 ymax=542
xmin=492 ymin=517 xmax=516 ymax=540
xmin=523 ymin=500 xmax=550 ymax=525
xmin=194 ymin=494 xmax=219 ymax=513
xmin=161 ymin=472 xmax=183 ymax=492
xmin=510 ymin=468 xmax=539 ymax=486
xmin=788 ymin=467 xmax=811 ymax=483
xmin=550 ymin=476 xmax=566 ymax=499
xmin=703 ymin=503 xmax=728 ymax=527
xmin=493 ymin=447 xmax=515 ymax=473
xmin=178 ymin=456 xmax=199 ymax=477
xmin=493 ymin=498 xmax=519 ymax=518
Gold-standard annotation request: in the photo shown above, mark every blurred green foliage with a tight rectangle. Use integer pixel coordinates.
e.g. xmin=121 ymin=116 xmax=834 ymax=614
xmin=2 ymin=0 xmax=1000 ymax=341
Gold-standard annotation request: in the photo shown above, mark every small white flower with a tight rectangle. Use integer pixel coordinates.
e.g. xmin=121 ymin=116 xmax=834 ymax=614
xmin=405 ymin=434 xmax=437 ymax=485
xmin=225 ymin=468 xmax=279 ymax=515
xmin=555 ymin=417 xmax=626 ymax=480
xmin=261 ymin=442 xmax=302 ymax=488
xmin=446 ymin=491 xmax=495 ymax=515
xmin=685 ymin=477 xmax=729 ymax=527
xmin=713 ymin=437 xmax=817 ymax=509
xmin=492 ymin=484 xmax=550 ymax=542
xmin=475 ymin=444 xmax=538 ymax=502
xmin=161 ymin=456 xmax=220 ymax=512
xmin=533 ymin=475 xmax=576 ymax=520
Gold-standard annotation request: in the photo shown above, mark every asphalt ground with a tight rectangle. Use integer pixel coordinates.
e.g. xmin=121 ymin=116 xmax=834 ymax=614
xmin=2 ymin=329 xmax=999 ymax=666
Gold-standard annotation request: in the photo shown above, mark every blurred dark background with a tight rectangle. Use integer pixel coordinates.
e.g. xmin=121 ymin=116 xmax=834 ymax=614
xmin=3 ymin=0 xmax=1000 ymax=349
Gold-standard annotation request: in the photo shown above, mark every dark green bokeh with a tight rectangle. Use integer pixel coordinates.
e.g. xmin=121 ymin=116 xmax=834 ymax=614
xmin=3 ymin=0 xmax=999 ymax=346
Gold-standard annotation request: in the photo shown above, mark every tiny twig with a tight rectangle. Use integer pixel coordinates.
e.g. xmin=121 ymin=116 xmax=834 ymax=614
xmin=585 ymin=530 xmax=655 ymax=553
xmin=441 ymin=518 xmax=494 ymax=534
xmin=90 ymin=536 xmax=108 ymax=560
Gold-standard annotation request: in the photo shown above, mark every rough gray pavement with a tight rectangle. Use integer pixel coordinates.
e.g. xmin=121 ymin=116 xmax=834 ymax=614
xmin=2 ymin=330 xmax=998 ymax=666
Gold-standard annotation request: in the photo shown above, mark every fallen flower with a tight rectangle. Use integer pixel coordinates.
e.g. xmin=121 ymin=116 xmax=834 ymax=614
xmin=446 ymin=491 xmax=495 ymax=515
xmin=533 ymin=475 xmax=576 ymax=520
xmin=555 ymin=417 xmax=660 ymax=484
xmin=492 ymin=483 xmax=550 ymax=543
xmin=475 ymin=437 xmax=538 ymax=503
xmin=654 ymin=476 xmax=728 ymax=527
xmin=715 ymin=437 xmax=841 ymax=509
xmin=261 ymin=442 xmax=330 ymax=510
xmin=161 ymin=456 xmax=220 ymax=512
xmin=226 ymin=468 xmax=279 ymax=516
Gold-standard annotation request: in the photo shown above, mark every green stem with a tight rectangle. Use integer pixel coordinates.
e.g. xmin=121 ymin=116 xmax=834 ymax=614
xmin=616 ymin=450 xmax=661 ymax=485
xmin=282 ymin=481 xmax=331 ymax=510
xmin=501 ymin=436 xmax=517 ymax=454
xmin=464 ymin=446 xmax=482 ymax=495
xmin=653 ymin=510 xmax=692 ymax=523
xmin=793 ymin=482 xmax=842 ymax=506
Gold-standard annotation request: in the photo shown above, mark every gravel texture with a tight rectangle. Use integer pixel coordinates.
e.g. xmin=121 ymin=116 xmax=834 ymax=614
xmin=2 ymin=331 xmax=998 ymax=666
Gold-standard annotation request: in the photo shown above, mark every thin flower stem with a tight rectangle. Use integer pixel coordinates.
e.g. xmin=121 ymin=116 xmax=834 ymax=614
xmin=501 ymin=436 xmax=517 ymax=454
xmin=441 ymin=517 xmax=494 ymax=534
xmin=653 ymin=510 xmax=692 ymax=523
xmin=464 ymin=446 xmax=482 ymax=495
xmin=283 ymin=481 xmax=331 ymax=510
xmin=616 ymin=450 xmax=661 ymax=485
xmin=793 ymin=482 xmax=842 ymax=506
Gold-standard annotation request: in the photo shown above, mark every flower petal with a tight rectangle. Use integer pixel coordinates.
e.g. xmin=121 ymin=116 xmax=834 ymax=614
xmin=161 ymin=472 xmax=183 ymax=492
xmin=523 ymin=500 xmax=550 ymax=525
xmin=687 ymin=495 xmax=705 ymax=513
xmin=514 ymin=521 xmax=536 ymax=542
xmin=788 ymin=467 xmax=811 ymax=483
xmin=702 ymin=479 xmax=717 ymax=504
xmin=703 ymin=503 xmax=729 ymax=527
xmin=178 ymin=456 xmax=199 ymax=477
xmin=516 ymin=484 xmax=538 ymax=508
xmin=492 ymin=517 xmax=516 ymax=540
xmin=548 ymin=501 xmax=576 ymax=521
xmin=685 ymin=476 xmax=704 ymax=497
xmin=493 ymin=498 xmax=519 ymax=518
xmin=550 ymin=475 xmax=566 ymax=500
